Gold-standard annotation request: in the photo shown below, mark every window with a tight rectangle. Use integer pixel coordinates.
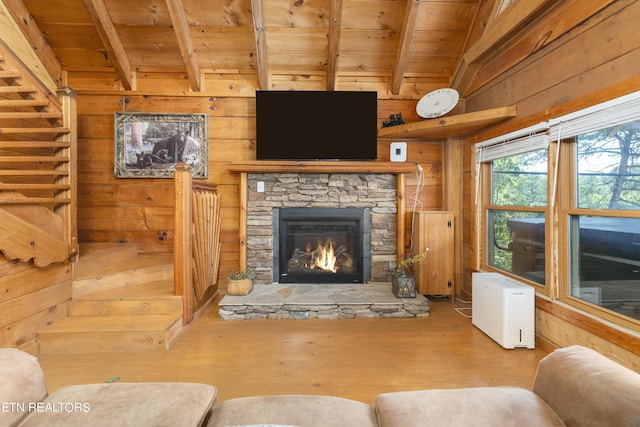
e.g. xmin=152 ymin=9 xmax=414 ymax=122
xmin=477 ymin=92 xmax=640 ymax=329
xmin=487 ymin=150 xmax=547 ymax=284
xmin=576 ymin=124 xmax=640 ymax=210
xmin=568 ymin=120 xmax=640 ymax=321
xmin=569 ymin=215 xmax=640 ymax=320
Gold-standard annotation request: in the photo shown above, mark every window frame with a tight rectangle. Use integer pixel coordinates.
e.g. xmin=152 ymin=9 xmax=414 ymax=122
xmin=479 ymin=147 xmax=553 ymax=295
xmin=477 ymin=97 xmax=640 ymax=332
xmin=557 ymin=139 xmax=640 ymax=330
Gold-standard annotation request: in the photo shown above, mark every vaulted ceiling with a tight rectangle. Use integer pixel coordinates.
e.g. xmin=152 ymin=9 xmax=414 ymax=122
xmin=3 ymin=0 xmax=560 ymax=96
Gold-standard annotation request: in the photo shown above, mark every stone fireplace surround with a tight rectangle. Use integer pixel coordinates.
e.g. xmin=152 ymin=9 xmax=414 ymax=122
xmin=246 ymin=173 xmax=397 ymax=284
xmin=220 ymin=162 xmax=431 ymax=320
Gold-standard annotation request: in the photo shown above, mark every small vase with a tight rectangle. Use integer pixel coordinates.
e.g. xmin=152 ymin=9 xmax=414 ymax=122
xmin=391 ymin=274 xmax=416 ymax=298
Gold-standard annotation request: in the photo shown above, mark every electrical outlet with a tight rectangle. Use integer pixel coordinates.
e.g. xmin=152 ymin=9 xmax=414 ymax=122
xmin=257 ymin=181 xmax=265 ymax=192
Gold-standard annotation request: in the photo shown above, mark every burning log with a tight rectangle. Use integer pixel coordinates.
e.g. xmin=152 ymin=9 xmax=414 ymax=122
xmin=287 ymin=240 xmax=355 ymax=274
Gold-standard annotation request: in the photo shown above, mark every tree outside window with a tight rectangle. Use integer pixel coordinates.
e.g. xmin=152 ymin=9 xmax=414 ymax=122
xmin=571 ymin=120 xmax=640 ymax=321
xmin=487 ymin=150 xmax=548 ymax=285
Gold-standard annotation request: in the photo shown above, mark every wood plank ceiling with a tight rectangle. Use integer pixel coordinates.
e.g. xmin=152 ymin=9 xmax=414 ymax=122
xmin=4 ymin=0 xmax=481 ymax=94
xmin=4 ymin=0 xmax=564 ymax=95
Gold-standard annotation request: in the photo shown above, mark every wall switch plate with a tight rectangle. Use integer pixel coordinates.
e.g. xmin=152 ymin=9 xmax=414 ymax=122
xmin=390 ymin=142 xmax=407 ymax=162
xmin=257 ymin=181 xmax=265 ymax=192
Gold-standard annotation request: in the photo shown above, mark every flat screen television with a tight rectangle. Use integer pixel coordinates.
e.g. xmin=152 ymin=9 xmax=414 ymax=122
xmin=255 ymin=90 xmax=378 ymax=161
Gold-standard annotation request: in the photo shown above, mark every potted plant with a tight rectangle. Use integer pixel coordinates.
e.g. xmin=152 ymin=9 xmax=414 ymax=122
xmin=391 ymin=252 xmax=428 ymax=298
xmin=226 ymin=268 xmax=254 ymax=296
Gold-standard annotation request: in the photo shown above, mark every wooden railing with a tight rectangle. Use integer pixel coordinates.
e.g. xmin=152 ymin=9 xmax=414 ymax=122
xmin=173 ymin=163 xmax=221 ymax=324
xmin=0 ymin=41 xmax=77 ymax=267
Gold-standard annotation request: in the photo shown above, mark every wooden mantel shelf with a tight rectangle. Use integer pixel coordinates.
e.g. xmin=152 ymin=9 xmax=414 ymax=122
xmin=378 ymin=106 xmax=517 ymax=140
xmin=228 ymin=161 xmax=418 ymax=174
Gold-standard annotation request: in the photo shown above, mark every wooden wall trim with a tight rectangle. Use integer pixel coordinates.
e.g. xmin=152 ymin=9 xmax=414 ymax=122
xmin=228 ymin=161 xmax=417 ymax=174
xmin=536 ymin=296 xmax=640 ymax=355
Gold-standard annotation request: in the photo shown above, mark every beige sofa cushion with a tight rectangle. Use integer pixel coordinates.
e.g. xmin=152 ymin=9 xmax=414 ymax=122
xmin=375 ymin=386 xmax=565 ymax=427
xmin=533 ymin=345 xmax=640 ymax=427
xmin=0 ymin=348 xmax=48 ymax=427
xmin=19 ymin=382 xmax=217 ymax=427
xmin=207 ymin=395 xmax=378 ymax=427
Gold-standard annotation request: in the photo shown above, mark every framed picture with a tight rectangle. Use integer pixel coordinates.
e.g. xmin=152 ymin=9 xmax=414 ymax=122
xmin=114 ymin=112 xmax=208 ymax=178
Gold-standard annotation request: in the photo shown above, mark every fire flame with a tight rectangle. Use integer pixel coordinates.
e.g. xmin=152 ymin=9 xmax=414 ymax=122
xmin=307 ymin=237 xmax=338 ymax=273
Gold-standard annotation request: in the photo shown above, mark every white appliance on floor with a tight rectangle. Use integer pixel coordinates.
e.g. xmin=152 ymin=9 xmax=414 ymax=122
xmin=472 ymin=272 xmax=535 ymax=349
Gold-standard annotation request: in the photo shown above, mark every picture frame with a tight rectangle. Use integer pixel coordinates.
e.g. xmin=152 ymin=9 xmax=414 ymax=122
xmin=114 ymin=112 xmax=208 ymax=178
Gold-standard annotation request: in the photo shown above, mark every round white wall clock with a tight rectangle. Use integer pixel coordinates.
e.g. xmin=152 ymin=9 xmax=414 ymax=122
xmin=416 ymin=88 xmax=459 ymax=118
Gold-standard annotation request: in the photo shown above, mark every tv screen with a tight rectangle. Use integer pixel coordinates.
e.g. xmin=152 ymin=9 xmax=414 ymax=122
xmin=255 ymin=90 xmax=378 ymax=161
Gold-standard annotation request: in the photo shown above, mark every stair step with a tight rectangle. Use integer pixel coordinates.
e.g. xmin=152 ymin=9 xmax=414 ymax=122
xmin=36 ymin=243 xmax=184 ymax=354
xmin=0 ymin=140 xmax=70 ymax=149
xmin=0 ymin=85 xmax=36 ymax=93
xmin=79 ymin=278 xmax=175 ymax=299
xmin=0 ymin=170 xmax=68 ymax=177
xmin=0 ymin=111 xmax=62 ymax=119
xmin=0 ymin=70 xmax=21 ymax=79
xmin=0 ymin=127 xmax=70 ymax=135
xmin=70 ymin=279 xmax=181 ymax=316
xmin=0 ymin=155 xmax=69 ymax=163
xmin=72 ymin=254 xmax=174 ymax=298
xmin=0 ymin=99 xmax=50 ymax=108
xmin=37 ymin=314 xmax=182 ymax=354
xmin=75 ymin=242 xmax=140 ymax=278
xmin=70 ymin=297 xmax=182 ymax=316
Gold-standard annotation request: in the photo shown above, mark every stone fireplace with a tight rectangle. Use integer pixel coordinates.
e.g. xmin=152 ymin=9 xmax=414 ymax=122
xmin=246 ymin=173 xmax=397 ymax=284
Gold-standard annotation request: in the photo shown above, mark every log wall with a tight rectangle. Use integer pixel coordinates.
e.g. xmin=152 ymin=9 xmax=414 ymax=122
xmin=75 ymin=93 xmax=444 ymax=281
xmin=0 ymin=260 xmax=71 ymax=353
xmin=463 ymin=0 xmax=640 ymax=367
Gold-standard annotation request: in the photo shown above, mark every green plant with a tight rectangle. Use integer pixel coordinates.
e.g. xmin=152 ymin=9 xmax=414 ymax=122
xmin=392 ymin=252 xmax=428 ymax=277
xmin=228 ymin=268 xmax=253 ymax=281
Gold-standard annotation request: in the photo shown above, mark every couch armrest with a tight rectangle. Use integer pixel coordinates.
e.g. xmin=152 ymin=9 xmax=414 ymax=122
xmin=532 ymin=345 xmax=640 ymax=427
xmin=18 ymin=382 xmax=217 ymax=427
xmin=0 ymin=348 xmax=48 ymax=427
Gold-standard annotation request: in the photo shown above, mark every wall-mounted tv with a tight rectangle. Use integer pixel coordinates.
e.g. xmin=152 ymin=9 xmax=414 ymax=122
xmin=255 ymin=90 xmax=378 ymax=161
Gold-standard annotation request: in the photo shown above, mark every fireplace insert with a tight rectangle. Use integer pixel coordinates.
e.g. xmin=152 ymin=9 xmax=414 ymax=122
xmin=274 ymin=208 xmax=371 ymax=283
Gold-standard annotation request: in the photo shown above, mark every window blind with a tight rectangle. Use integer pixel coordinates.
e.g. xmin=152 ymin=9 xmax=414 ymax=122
xmin=475 ymin=122 xmax=549 ymax=163
xmin=549 ymin=90 xmax=640 ymax=140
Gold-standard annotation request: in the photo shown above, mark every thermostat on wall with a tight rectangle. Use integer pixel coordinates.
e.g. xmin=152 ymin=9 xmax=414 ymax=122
xmin=390 ymin=142 xmax=407 ymax=162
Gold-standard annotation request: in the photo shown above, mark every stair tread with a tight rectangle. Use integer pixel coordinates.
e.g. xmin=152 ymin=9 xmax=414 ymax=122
xmin=40 ymin=314 xmax=181 ymax=333
xmin=79 ymin=279 xmax=177 ymax=300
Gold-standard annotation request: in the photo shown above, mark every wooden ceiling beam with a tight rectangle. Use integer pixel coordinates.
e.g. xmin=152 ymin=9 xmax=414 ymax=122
xmin=251 ymin=0 xmax=269 ymax=90
xmin=81 ymin=0 xmax=133 ymax=90
xmin=166 ymin=0 xmax=201 ymax=92
xmin=391 ymin=0 xmax=421 ymax=95
xmin=326 ymin=0 xmax=343 ymax=91
xmin=451 ymin=0 xmax=557 ymax=95
xmin=2 ymin=0 xmax=63 ymax=87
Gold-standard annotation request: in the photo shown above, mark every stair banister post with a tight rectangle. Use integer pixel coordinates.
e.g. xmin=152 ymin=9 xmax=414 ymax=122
xmin=56 ymin=86 xmax=78 ymax=260
xmin=174 ymin=162 xmax=193 ymax=325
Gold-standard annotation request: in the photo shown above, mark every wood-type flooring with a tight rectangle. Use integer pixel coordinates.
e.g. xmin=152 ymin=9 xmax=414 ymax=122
xmin=37 ymin=296 xmax=549 ymax=406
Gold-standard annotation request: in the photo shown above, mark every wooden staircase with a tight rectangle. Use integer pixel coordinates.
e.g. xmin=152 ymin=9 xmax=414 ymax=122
xmin=0 ymin=40 xmax=75 ymax=267
xmin=37 ymin=243 xmax=184 ymax=354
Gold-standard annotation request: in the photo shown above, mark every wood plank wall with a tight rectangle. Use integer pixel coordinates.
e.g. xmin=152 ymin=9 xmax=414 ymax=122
xmin=75 ymin=93 xmax=444 ymax=282
xmin=463 ymin=0 xmax=640 ymax=368
xmin=1 ymin=91 xmax=443 ymax=352
xmin=0 ymin=261 xmax=71 ymax=353
xmin=2 ymin=61 xmax=449 ymax=352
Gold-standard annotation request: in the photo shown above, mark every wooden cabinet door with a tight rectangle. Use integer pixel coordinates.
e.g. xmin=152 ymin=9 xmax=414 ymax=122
xmin=413 ymin=212 xmax=454 ymax=299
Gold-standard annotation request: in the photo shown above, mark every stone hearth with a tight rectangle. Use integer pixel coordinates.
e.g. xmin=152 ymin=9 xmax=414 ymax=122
xmin=219 ymin=283 xmax=431 ymax=320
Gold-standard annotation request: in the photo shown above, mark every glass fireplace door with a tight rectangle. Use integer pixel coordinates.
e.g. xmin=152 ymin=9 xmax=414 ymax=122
xmin=277 ymin=208 xmax=367 ymax=283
